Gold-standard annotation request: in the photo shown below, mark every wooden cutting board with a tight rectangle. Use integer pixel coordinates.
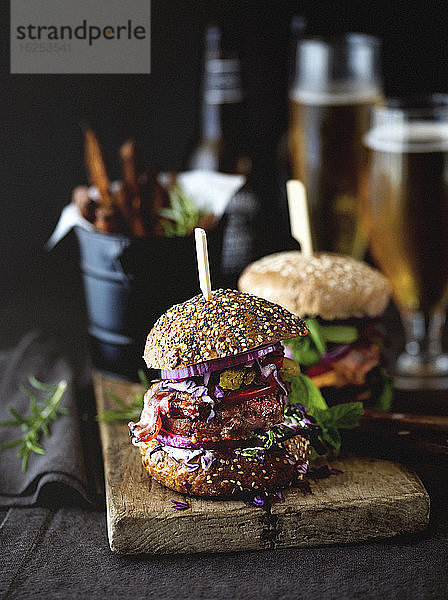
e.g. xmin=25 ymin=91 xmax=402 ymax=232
xmin=93 ymin=372 xmax=430 ymax=555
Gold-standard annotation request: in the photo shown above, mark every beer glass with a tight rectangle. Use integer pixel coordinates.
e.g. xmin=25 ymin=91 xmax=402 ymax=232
xmin=289 ymin=34 xmax=383 ymax=257
xmin=363 ymin=96 xmax=448 ymax=387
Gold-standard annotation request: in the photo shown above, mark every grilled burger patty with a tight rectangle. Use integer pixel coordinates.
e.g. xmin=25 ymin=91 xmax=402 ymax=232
xmin=164 ymin=390 xmax=285 ymax=442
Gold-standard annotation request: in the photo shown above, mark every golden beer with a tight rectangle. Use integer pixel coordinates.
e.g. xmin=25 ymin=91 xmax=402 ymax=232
xmin=363 ymin=121 xmax=448 ymax=313
xmin=289 ymin=88 xmax=381 ymax=256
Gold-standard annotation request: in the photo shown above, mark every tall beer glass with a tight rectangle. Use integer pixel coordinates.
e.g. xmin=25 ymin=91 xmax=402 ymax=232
xmin=363 ymin=96 xmax=448 ymax=387
xmin=289 ymin=34 xmax=383 ymax=257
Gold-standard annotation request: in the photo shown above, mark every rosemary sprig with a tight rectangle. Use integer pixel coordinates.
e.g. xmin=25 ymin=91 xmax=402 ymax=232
xmin=96 ymin=369 xmax=149 ymax=423
xmin=0 ymin=376 xmax=68 ymax=471
xmin=158 ymin=182 xmax=206 ymax=237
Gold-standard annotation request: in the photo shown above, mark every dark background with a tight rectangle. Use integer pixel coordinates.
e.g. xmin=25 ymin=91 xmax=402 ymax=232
xmin=1 ymin=0 xmax=448 ymax=359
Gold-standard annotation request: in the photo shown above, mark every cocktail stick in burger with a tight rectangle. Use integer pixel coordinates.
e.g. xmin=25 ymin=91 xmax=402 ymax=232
xmin=128 ymin=289 xmax=324 ymax=498
xmin=238 ymin=251 xmax=392 ymax=409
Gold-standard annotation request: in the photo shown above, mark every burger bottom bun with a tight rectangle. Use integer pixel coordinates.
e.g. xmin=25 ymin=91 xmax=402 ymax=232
xmin=139 ymin=435 xmax=310 ymax=498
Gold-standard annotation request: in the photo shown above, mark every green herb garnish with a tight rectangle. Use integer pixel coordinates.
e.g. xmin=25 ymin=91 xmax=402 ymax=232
xmin=287 ymin=373 xmax=363 ymax=451
xmin=372 ymin=370 xmax=393 ymax=412
xmin=0 ymin=376 xmax=68 ymax=471
xmin=236 ymin=405 xmax=313 ymax=459
xmin=96 ymin=369 xmax=149 ymax=423
xmin=158 ymin=183 xmax=207 ymax=237
xmin=284 ymin=319 xmax=359 ymax=366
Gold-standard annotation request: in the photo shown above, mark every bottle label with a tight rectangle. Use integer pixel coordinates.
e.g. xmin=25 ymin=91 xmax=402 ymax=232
xmin=205 ymin=58 xmax=243 ymax=104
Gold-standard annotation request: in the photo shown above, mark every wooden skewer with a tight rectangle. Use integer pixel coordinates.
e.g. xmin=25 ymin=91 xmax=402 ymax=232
xmin=286 ymin=179 xmax=313 ymax=256
xmin=195 ymin=228 xmax=212 ymax=300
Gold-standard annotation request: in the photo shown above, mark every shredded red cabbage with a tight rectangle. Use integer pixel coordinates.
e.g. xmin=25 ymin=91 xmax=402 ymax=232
xmin=182 ymin=448 xmax=215 ymax=472
xmin=202 ymin=396 xmax=216 ymax=421
xmin=282 ymin=344 xmax=294 ymax=360
xmin=183 ymin=449 xmax=205 ymax=472
xmin=255 ymin=359 xmax=288 ymax=395
xmin=157 ymin=429 xmax=200 ymax=449
xmin=160 ymin=343 xmax=282 ymax=380
xmin=159 ymin=379 xmax=208 ymax=397
xmin=250 ymin=495 xmax=265 ymax=507
xmin=307 ymin=465 xmax=343 ymax=479
xmin=242 ymin=489 xmax=284 ymax=508
xmin=214 ymin=385 xmax=224 ymax=398
xmin=171 ymin=499 xmax=190 ymax=510
xmin=295 ymin=460 xmax=309 ymax=475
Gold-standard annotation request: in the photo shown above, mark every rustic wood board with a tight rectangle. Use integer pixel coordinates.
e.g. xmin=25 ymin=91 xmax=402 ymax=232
xmin=93 ymin=371 xmax=430 ymax=555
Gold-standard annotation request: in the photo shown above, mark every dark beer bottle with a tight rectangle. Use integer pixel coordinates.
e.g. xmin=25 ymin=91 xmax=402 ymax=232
xmin=186 ymin=24 xmax=261 ymax=288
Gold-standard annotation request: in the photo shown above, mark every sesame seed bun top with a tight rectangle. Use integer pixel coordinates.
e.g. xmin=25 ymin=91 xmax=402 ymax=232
xmin=238 ymin=252 xmax=391 ymax=321
xmin=143 ymin=288 xmax=309 ymax=371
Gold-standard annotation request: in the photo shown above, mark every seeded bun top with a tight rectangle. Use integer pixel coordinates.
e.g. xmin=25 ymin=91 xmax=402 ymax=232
xmin=143 ymin=288 xmax=309 ymax=371
xmin=238 ymin=252 xmax=390 ymax=321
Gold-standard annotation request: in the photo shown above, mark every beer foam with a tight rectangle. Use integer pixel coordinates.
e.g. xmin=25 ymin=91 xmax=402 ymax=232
xmin=365 ymin=121 xmax=448 ymax=153
xmin=289 ymin=86 xmax=380 ymax=106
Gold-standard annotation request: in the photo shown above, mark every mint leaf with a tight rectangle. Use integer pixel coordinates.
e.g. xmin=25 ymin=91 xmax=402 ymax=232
xmin=320 ymin=427 xmax=342 ymax=450
xmin=324 ymin=402 xmax=364 ymax=430
xmin=287 ymin=373 xmax=363 ymax=451
xmin=284 ymin=336 xmax=321 ymax=366
xmin=320 ymin=325 xmax=359 ymax=344
xmin=287 ymin=374 xmax=328 ymax=411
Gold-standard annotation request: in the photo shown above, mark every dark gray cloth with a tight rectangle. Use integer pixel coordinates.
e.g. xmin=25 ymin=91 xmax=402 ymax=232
xmin=0 ymin=330 xmax=94 ymax=506
xmin=0 ymin=502 xmax=447 ymax=600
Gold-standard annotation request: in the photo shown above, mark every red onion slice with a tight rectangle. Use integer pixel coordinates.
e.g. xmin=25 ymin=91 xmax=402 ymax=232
xmin=160 ymin=343 xmax=282 ymax=380
xmin=321 ymin=344 xmax=352 ymax=362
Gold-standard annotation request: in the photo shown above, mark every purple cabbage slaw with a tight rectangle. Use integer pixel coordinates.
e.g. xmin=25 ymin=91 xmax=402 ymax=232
xmin=171 ymin=499 xmax=190 ymax=510
xmin=183 ymin=448 xmax=214 ymax=472
xmin=242 ymin=489 xmax=284 ymax=508
xmin=158 ymin=443 xmax=215 ymax=473
xmin=146 ymin=435 xmax=216 ymax=473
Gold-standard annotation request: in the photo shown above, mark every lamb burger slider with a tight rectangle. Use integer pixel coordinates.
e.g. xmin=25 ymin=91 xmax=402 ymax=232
xmin=238 ymin=252 xmax=391 ymax=409
xmin=129 ymin=289 xmax=322 ymax=499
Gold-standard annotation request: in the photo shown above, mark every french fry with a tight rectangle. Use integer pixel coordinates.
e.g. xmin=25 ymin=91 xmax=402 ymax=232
xmin=81 ymin=123 xmax=113 ymax=208
xmin=117 ymin=139 xmax=147 ymax=237
xmin=93 ymin=205 xmax=122 ymax=234
xmin=140 ymin=166 xmax=171 ymax=236
xmin=77 ymin=128 xmax=210 ymax=238
xmin=81 ymin=124 xmax=129 ymax=234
